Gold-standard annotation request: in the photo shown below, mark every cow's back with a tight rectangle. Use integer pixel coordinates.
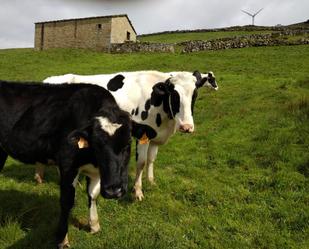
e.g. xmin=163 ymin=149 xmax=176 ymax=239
xmin=46 ymin=71 xmax=169 ymax=114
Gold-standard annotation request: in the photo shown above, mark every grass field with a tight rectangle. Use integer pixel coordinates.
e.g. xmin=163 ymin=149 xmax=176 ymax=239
xmin=0 ymin=43 xmax=308 ymax=249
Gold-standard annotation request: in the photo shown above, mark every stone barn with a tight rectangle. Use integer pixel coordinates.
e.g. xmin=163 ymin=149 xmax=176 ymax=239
xmin=34 ymin=14 xmax=137 ymax=52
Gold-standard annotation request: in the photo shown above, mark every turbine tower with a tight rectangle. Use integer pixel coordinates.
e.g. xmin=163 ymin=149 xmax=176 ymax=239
xmin=241 ymin=8 xmax=263 ymax=26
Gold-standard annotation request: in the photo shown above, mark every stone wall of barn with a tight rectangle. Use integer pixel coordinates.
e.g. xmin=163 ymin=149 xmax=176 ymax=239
xmin=111 ymin=16 xmax=136 ymax=44
xmin=35 ymin=18 xmax=112 ymax=51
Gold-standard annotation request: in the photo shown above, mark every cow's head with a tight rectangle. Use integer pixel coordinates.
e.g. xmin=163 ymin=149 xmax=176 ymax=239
xmin=194 ymin=71 xmax=218 ymax=90
xmin=151 ymin=71 xmax=218 ymax=133
xmin=69 ymin=109 xmax=131 ymax=199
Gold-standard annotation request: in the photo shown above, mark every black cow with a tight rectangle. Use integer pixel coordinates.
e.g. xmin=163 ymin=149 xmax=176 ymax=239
xmin=0 ymin=80 xmax=132 ymax=248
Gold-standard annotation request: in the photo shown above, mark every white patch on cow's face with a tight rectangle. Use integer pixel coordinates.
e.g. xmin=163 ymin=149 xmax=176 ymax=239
xmin=96 ymin=117 xmax=122 ymax=136
xmin=169 ymin=73 xmax=196 ymax=133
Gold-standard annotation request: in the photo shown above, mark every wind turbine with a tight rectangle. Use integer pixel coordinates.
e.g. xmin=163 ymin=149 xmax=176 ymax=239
xmin=241 ymin=8 xmax=263 ymax=26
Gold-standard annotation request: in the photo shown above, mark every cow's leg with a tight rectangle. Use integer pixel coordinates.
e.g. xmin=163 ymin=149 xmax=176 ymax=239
xmin=86 ymin=175 xmax=101 ymax=233
xmin=34 ymin=163 xmax=45 ymax=184
xmin=0 ymin=148 xmax=8 ymax=172
xmin=56 ymin=169 xmax=77 ymax=249
xmin=133 ymin=142 xmax=149 ymax=201
xmin=146 ymin=142 xmax=159 ymax=185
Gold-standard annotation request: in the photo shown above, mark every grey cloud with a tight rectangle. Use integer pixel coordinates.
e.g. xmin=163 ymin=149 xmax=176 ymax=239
xmin=0 ymin=0 xmax=308 ymax=49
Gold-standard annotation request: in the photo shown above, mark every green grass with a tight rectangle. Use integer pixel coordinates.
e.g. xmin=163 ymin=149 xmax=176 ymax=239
xmin=139 ymin=30 xmax=271 ymax=43
xmin=0 ymin=45 xmax=309 ymax=249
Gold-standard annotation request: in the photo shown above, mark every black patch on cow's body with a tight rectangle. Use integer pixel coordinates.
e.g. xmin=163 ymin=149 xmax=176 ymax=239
xmin=170 ymin=90 xmax=180 ymax=117
xmin=156 ymin=113 xmax=162 ymax=127
xmin=150 ymin=94 xmax=163 ymax=106
xmin=132 ymin=121 xmax=157 ymax=140
xmin=145 ymin=99 xmax=151 ymax=111
xmin=150 ymin=83 xmax=166 ymax=107
xmin=151 ymin=80 xmax=180 ymax=119
xmin=131 ymin=109 xmax=135 ymax=115
xmin=107 ymin=74 xmax=125 ymax=92
xmin=162 ymin=90 xmax=180 ymax=119
xmin=141 ymin=111 xmax=148 ymax=120
xmin=135 ymin=107 xmax=139 ymax=116
xmin=191 ymin=89 xmax=198 ymax=115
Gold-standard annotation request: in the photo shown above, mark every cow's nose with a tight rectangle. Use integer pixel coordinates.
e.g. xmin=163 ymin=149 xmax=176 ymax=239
xmin=179 ymin=124 xmax=194 ymax=133
xmin=102 ymin=186 xmax=125 ymax=199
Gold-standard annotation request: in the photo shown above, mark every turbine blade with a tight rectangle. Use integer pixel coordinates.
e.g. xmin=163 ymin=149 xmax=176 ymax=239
xmin=241 ymin=9 xmax=253 ymax=16
xmin=253 ymin=8 xmax=263 ymax=17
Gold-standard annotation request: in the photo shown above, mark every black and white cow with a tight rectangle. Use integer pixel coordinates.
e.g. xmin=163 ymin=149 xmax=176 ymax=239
xmin=44 ymin=70 xmax=218 ymax=200
xmin=0 ymin=81 xmax=132 ymax=248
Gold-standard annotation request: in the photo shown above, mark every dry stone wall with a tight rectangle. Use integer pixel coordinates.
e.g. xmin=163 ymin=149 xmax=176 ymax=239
xmin=181 ymin=31 xmax=309 ymax=53
xmin=110 ymin=41 xmax=174 ymax=53
xmin=111 ymin=31 xmax=308 ymax=53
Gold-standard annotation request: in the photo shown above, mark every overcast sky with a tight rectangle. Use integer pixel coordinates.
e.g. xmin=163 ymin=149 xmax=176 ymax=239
xmin=0 ymin=0 xmax=308 ymax=49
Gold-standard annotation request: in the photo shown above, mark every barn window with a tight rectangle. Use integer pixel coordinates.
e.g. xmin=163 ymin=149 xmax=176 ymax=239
xmin=97 ymin=24 xmax=102 ymax=30
xmin=127 ymin=31 xmax=131 ymax=40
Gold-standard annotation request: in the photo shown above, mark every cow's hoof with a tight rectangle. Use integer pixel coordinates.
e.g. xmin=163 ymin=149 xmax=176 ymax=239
xmin=57 ymin=241 xmax=70 ymax=249
xmin=90 ymin=222 xmax=101 ymax=234
xmin=57 ymin=244 xmax=70 ymax=249
xmin=34 ymin=174 xmax=43 ymax=184
xmin=133 ymin=188 xmax=144 ymax=201
xmin=57 ymin=235 xmax=70 ymax=249
xmin=148 ymin=178 xmax=156 ymax=186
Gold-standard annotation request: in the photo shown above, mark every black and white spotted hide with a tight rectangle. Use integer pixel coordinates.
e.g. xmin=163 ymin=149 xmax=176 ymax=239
xmin=151 ymin=79 xmax=180 ymax=119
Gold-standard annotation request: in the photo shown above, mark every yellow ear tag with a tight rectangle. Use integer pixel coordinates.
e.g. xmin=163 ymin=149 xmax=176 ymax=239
xmin=139 ymin=133 xmax=149 ymax=145
xmin=78 ymin=137 xmax=89 ymax=149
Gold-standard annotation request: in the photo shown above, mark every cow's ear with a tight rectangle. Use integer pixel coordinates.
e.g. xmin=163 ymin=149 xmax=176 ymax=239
xmin=193 ymin=70 xmax=202 ymax=81
xmin=68 ymin=129 xmax=89 ymax=149
xmin=194 ymin=70 xmax=207 ymax=88
xmin=151 ymin=82 xmax=169 ymax=106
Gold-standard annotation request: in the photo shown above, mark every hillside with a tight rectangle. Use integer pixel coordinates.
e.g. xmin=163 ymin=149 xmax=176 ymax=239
xmin=287 ymin=19 xmax=309 ymax=28
xmin=138 ymin=30 xmax=272 ymax=44
xmin=138 ymin=21 xmax=309 ymax=44
xmin=0 ymin=44 xmax=308 ymax=249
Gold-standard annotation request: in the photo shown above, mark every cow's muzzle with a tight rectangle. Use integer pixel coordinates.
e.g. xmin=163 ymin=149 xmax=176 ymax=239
xmin=101 ymin=186 xmax=126 ymax=199
xmin=179 ymin=124 xmax=194 ymax=133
